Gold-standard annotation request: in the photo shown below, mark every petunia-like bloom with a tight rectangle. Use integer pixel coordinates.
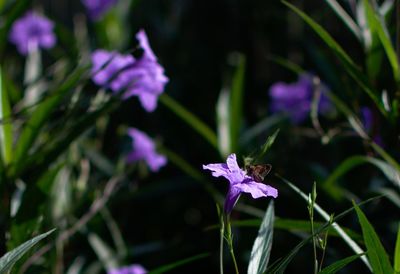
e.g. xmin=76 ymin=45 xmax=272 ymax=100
xmin=91 ymin=49 xmax=135 ymax=91
xmin=90 ymin=30 xmax=168 ymax=112
xmin=269 ymin=74 xmax=331 ymax=124
xmin=82 ymin=0 xmax=117 ymax=21
xmin=126 ymin=128 xmax=167 ymax=172
xmin=123 ymin=30 xmax=169 ymax=112
xmin=108 ymin=264 xmax=147 ymax=274
xmin=9 ymin=11 xmax=56 ymax=55
xmin=203 ymin=154 xmax=278 ymax=213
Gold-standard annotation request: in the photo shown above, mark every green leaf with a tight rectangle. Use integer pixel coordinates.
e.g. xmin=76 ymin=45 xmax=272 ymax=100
xmin=229 ymin=54 xmax=246 ymax=153
xmin=282 ymin=0 xmax=387 ymax=117
xmin=247 ymin=201 xmax=274 ymax=274
xmin=319 ymin=253 xmax=365 ymax=274
xmin=12 ymin=65 xmax=89 ymax=177
xmin=159 ymin=93 xmax=218 ymax=150
xmin=148 ymin=253 xmax=209 ymax=274
xmin=363 ymin=0 xmax=400 ymax=83
xmin=0 ymin=67 xmax=13 ymax=166
xmin=0 ymin=228 xmax=55 ymax=273
xmin=394 ymin=224 xmax=400 ymax=273
xmin=353 ymin=202 xmax=394 ymax=274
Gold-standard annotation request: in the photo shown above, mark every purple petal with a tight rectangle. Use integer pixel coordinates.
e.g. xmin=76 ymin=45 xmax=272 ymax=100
xmin=202 ymin=163 xmax=229 ymax=178
xmin=9 ymin=11 xmax=56 ymax=55
xmin=224 ymin=186 xmax=241 ymax=214
xmin=138 ymin=92 xmax=158 ymax=112
xmin=126 ymin=128 xmax=166 ymax=172
xmin=235 ymin=180 xmax=278 ymax=199
xmin=226 ymin=153 xmax=240 ymax=172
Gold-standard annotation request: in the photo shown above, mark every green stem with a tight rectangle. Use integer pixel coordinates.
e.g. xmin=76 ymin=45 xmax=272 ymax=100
xmin=226 ymin=216 xmax=239 ymax=274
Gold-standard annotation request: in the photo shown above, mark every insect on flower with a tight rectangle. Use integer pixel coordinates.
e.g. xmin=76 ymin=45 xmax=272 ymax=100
xmin=245 ymin=164 xmax=272 ymax=183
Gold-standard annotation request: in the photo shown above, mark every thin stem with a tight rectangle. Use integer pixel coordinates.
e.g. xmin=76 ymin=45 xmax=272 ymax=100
xmin=218 ymin=206 xmax=225 ymax=274
xmin=308 ymin=183 xmax=318 ymax=274
xmin=225 ymin=216 xmax=239 ymax=274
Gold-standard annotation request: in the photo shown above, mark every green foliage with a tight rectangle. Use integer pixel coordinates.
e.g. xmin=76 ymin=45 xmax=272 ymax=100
xmin=0 ymin=229 xmax=55 ymax=274
xmin=247 ymin=201 xmax=274 ymax=274
xmin=353 ymin=202 xmax=394 ymax=274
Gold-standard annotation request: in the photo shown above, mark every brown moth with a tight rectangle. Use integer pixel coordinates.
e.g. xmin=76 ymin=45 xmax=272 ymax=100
xmin=246 ymin=164 xmax=272 ymax=183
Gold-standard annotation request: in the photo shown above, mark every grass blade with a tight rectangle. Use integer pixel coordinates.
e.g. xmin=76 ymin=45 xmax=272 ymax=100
xmin=353 ymin=202 xmax=393 ymax=274
xmin=0 ymin=228 xmax=55 ymax=273
xmin=282 ymin=0 xmax=387 ymax=117
xmin=247 ymin=201 xmax=274 ymax=274
xmin=323 ymin=0 xmax=362 ymax=41
xmin=0 ymin=67 xmax=13 ymax=166
xmin=363 ymin=0 xmax=400 ymax=84
xmin=319 ymin=253 xmax=365 ymax=274
xmin=159 ymin=93 xmax=218 ymax=150
xmin=395 ymin=223 xmax=400 ymax=273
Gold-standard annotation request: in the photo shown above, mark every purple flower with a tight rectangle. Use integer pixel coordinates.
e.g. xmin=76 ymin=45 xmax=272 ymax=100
xmin=361 ymin=107 xmax=373 ymax=132
xmin=108 ymin=264 xmax=147 ymax=274
xmin=203 ymin=154 xmax=278 ymax=213
xmin=269 ymin=74 xmax=331 ymax=124
xmin=123 ymin=30 xmax=169 ymax=112
xmin=90 ymin=30 xmax=168 ymax=112
xmin=82 ymin=0 xmax=117 ymax=21
xmin=126 ymin=128 xmax=167 ymax=172
xmin=9 ymin=11 xmax=56 ymax=55
xmin=91 ymin=49 xmax=135 ymax=92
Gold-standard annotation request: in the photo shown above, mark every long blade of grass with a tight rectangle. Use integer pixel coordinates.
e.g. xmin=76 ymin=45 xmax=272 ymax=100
xmin=159 ymin=93 xmax=218 ymax=150
xmin=0 ymin=228 xmax=55 ymax=273
xmin=323 ymin=0 xmax=362 ymax=40
xmin=363 ymin=0 xmax=400 ymax=84
xmin=395 ymin=223 xmax=400 ymax=273
xmin=282 ymin=0 xmax=387 ymax=117
xmin=0 ymin=67 xmax=13 ymax=166
xmin=247 ymin=201 xmax=274 ymax=274
xmin=276 ymin=175 xmax=371 ymax=270
xmin=353 ymin=202 xmax=394 ymax=274
xmin=319 ymin=253 xmax=365 ymax=274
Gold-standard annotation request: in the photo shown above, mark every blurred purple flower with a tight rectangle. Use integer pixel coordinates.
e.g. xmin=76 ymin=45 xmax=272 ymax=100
xmin=126 ymin=128 xmax=167 ymax=172
xmin=269 ymin=74 xmax=331 ymax=124
xmin=9 ymin=11 xmax=56 ymax=55
xmin=91 ymin=49 xmax=135 ymax=91
xmin=90 ymin=30 xmax=168 ymax=112
xmin=361 ymin=107 xmax=373 ymax=132
xmin=82 ymin=0 xmax=117 ymax=21
xmin=203 ymin=154 xmax=278 ymax=213
xmin=108 ymin=264 xmax=147 ymax=274
xmin=123 ymin=30 xmax=169 ymax=112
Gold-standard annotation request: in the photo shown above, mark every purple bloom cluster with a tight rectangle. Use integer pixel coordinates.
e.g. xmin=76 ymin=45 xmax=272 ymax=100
xmin=9 ymin=11 xmax=56 ymax=55
xmin=82 ymin=0 xmax=117 ymax=21
xmin=269 ymin=74 xmax=331 ymax=124
xmin=203 ymin=154 xmax=278 ymax=213
xmin=91 ymin=30 xmax=168 ymax=112
xmin=108 ymin=264 xmax=147 ymax=274
xmin=126 ymin=128 xmax=167 ymax=172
